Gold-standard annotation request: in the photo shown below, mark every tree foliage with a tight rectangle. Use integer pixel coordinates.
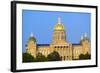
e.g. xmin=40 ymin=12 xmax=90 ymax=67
xmin=35 ymin=52 xmax=47 ymax=62
xmin=47 ymin=51 xmax=61 ymax=61
xmin=23 ymin=51 xmax=61 ymax=62
xmin=79 ymin=53 xmax=91 ymax=60
xmin=22 ymin=53 xmax=34 ymax=62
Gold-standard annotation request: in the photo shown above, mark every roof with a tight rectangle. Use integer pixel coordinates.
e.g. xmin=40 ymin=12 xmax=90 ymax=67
xmin=54 ymin=17 xmax=65 ymax=31
xmin=72 ymin=43 xmax=81 ymax=46
xmin=28 ymin=37 xmax=36 ymax=42
xmin=37 ymin=44 xmax=50 ymax=47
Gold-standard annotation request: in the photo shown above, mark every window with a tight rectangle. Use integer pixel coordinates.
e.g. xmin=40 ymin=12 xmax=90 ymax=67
xmin=58 ymin=46 xmax=59 ymax=48
xmin=66 ymin=46 xmax=69 ymax=48
xmin=64 ymin=56 xmax=66 ymax=60
xmin=54 ymin=46 xmax=56 ymax=48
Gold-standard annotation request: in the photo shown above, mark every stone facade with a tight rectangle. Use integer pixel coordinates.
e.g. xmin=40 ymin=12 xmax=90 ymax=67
xmin=26 ymin=17 xmax=90 ymax=60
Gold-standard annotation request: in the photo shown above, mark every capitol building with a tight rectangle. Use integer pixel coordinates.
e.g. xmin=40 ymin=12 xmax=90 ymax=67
xmin=26 ymin=17 xmax=90 ymax=60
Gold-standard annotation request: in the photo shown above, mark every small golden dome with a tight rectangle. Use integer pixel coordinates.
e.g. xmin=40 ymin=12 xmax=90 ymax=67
xmin=54 ymin=24 xmax=65 ymax=31
xmin=54 ymin=17 xmax=65 ymax=31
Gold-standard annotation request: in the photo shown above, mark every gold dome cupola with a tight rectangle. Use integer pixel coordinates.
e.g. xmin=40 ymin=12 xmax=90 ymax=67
xmin=54 ymin=17 xmax=65 ymax=31
xmin=52 ymin=17 xmax=66 ymax=44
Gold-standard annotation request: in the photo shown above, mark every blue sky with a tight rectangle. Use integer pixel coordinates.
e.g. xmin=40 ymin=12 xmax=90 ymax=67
xmin=22 ymin=10 xmax=91 ymax=52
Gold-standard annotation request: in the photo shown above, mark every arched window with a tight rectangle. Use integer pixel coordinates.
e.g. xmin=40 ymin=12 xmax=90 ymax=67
xmin=60 ymin=56 xmax=62 ymax=60
xmin=54 ymin=46 xmax=56 ymax=48
xmin=64 ymin=56 xmax=66 ymax=60
xmin=67 ymin=56 xmax=69 ymax=60
xmin=66 ymin=46 xmax=69 ymax=48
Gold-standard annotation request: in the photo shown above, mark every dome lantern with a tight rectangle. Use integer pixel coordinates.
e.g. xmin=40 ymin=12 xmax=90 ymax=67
xmin=54 ymin=17 xmax=65 ymax=31
xmin=28 ymin=32 xmax=36 ymax=43
xmin=58 ymin=17 xmax=61 ymax=24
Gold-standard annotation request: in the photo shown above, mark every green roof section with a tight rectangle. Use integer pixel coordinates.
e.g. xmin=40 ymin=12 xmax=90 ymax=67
xmin=28 ymin=36 xmax=36 ymax=43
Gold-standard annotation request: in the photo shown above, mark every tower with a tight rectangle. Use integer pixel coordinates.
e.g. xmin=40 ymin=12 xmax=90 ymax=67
xmin=26 ymin=33 xmax=37 ymax=58
xmin=52 ymin=17 xmax=66 ymax=44
xmin=81 ymin=33 xmax=90 ymax=55
xmin=50 ymin=17 xmax=72 ymax=60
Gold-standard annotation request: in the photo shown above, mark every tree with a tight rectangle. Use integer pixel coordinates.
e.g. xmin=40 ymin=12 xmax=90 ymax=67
xmin=36 ymin=52 xmax=47 ymax=62
xmin=85 ymin=53 xmax=91 ymax=59
xmin=79 ymin=53 xmax=91 ymax=60
xmin=22 ymin=53 xmax=34 ymax=62
xmin=47 ymin=51 xmax=61 ymax=61
xmin=79 ymin=54 xmax=85 ymax=60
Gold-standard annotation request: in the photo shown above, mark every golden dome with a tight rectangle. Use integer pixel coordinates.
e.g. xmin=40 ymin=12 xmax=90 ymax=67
xmin=54 ymin=17 xmax=65 ymax=31
xmin=54 ymin=24 xmax=65 ymax=31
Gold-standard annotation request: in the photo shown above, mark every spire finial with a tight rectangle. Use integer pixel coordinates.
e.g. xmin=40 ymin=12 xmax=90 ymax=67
xmin=30 ymin=32 xmax=33 ymax=37
xmin=84 ymin=33 xmax=87 ymax=37
xmin=81 ymin=36 xmax=83 ymax=40
xmin=58 ymin=17 xmax=61 ymax=24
